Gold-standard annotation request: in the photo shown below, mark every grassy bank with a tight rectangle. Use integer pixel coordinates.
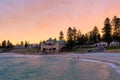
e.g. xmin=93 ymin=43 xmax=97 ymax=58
xmin=10 ymin=48 xmax=40 ymax=54
xmin=73 ymin=46 xmax=120 ymax=53
xmin=105 ymin=46 xmax=120 ymax=50
xmin=0 ymin=48 xmax=13 ymax=53
xmin=105 ymin=49 xmax=120 ymax=53
xmin=105 ymin=46 xmax=120 ymax=53
xmin=72 ymin=48 xmax=96 ymax=53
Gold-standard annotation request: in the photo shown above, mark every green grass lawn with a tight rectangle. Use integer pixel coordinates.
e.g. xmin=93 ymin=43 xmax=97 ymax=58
xmin=73 ymin=48 xmax=96 ymax=53
xmin=10 ymin=48 xmax=40 ymax=54
xmin=105 ymin=46 xmax=120 ymax=53
xmin=105 ymin=49 xmax=120 ymax=53
xmin=74 ymin=46 xmax=120 ymax=53
xmin=105 ymin=46 xmax=120 ymax=50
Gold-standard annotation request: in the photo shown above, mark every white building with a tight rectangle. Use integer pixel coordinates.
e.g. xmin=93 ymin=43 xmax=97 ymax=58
xmin=110 ymin=41 xmax=119 ymax=47
xmin=41 ymin=38 xmax=66 ymax=53
xmin=96 ymin=42 xmax=108 ymax=47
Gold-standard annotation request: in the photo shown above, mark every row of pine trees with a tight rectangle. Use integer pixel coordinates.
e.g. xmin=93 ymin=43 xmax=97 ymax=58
xmin=0 ymin=40 xmax=13 ymax=48
xmin=59 ymin=16 xmax=120 ymax=50
xmin=0 ymin=40 xmax=29 ymax=48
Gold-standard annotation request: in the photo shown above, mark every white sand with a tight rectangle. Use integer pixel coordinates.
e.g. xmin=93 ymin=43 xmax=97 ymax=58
xmin=2 ymin=52 xmax=120 ymax=65
xmin=46 ymin=53 xmax=120 ymax=62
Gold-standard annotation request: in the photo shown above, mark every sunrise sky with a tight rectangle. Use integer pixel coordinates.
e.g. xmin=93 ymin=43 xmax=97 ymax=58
xmin=0 ymin=0 xmax=120 ymax=44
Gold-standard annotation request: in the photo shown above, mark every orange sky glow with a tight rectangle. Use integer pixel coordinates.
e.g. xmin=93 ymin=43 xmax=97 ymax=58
xmin=0 ymin=0 xmax=120 ymax=44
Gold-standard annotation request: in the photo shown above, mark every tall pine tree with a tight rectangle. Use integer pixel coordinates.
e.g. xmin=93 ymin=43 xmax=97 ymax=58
xmin=112 ymin=16 xmax=120 ymax=42
xmin=90 ymin=26 xmax=101 ymax=44
xmin=59 ymin=31 xmax=64 ymax=40
xmin=2 ymin=40 xmax=7 ymax=48
xmin=66 ymin=27 xmax=74 ymax=50
xmin=102 ymin=17 xmax=112 ymax=46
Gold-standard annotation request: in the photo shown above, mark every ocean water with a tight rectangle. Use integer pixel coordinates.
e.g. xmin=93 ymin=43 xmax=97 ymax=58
xmin=0 ymin=53 xmax=120 ymax=80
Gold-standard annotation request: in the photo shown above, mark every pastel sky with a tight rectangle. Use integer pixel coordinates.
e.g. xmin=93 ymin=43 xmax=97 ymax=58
xmin=0 ymin=0 xmax=120 ymax=44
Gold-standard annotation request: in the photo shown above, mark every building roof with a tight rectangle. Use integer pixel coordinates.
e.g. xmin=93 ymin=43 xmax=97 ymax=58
xmin=44 ymin=38 xmax=66 ymax=45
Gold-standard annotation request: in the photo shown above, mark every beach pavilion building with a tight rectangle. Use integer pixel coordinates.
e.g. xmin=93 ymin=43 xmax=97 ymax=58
xmin=41 ymin=38 xmax=66 ymax=53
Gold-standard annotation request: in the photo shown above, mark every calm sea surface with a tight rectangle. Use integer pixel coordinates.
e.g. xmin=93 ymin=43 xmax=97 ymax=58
xmin=0 ymin=53 xmax=120 ymax=80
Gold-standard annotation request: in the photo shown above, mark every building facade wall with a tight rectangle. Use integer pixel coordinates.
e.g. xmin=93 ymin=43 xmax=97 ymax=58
xmin=41 ymin=43 xmax=63 ymax=53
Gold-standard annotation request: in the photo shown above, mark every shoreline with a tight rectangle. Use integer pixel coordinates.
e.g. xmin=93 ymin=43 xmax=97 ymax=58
xmin=1 ymin=52 xmax=120 ymax=64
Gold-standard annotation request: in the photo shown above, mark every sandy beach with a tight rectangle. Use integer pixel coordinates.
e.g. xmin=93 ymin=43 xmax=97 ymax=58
xmin=1 ymin=52 xmax=120 ymax=68
xmin=46 ymin=52 xmax=120 ymax=63
xmin=42 ymin=52 xmax=120 ymax=71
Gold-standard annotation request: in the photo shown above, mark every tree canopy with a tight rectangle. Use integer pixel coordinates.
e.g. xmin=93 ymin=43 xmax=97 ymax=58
xmin=102 ymin=17 xmax=112 ymax=45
